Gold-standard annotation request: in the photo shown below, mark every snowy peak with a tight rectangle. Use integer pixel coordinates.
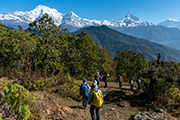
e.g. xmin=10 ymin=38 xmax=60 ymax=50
xmin=35 ymin=5 xmax=50 ymax=10
xmin=158 ymin=18 xmax=180 ymax=29
xmin=29 ymin=5 xmax=64 ymax=25
xmin=120 ymin=12 xmax=154 ymax=27
xmin=167 ymin=18 xmax=179 ymax=22
xmin=0 ymin=5 xmax=64 ymax=23
xmin=124 ymin=12 xmax=140 ymax=21
xmin=68 ymin=11 xmax=78 ymax=17
xmin=63 ymin=11 xmax=80 ymax=22
xmin=31 ymin=5 xmax=62 ymax=17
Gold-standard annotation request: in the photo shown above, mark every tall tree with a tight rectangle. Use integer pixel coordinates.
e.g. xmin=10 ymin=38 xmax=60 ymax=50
xmin=115 ymin=50 xmax=149 ymax=79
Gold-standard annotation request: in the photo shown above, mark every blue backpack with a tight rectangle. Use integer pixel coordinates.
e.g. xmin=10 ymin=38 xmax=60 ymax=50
xmin=118 ymin=75 xmax=120 ymax=81
xmin=80 ymin=84 xmax=89 ymax=97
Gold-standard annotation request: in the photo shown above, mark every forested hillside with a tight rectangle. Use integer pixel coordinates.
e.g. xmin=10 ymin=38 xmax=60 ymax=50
xmin=0 ymin=14 xmax=114 ymax=79
xmin=75 ymin=25 xmax=180 ymax=62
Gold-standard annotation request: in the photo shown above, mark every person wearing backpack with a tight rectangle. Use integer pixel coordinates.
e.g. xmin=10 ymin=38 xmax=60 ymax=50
xmin=129 ymin=77 xmax=135 ymax=91
xmin=103 ymin=74 xmax=109 ymax=88
xmin=117 ymin=73 xmax=123 ymax=89
xmin=85 ymin=83 xmax=104 ymax=120
xmin=94 ymin=72 xmax=102 ymax=88
xmin=136 ymin=77 xmax=142 ymax=90
xmin=93 ymin=80 xmax=99 ymax=88
xmin=79 ymin=78 xmax=91 ymax=109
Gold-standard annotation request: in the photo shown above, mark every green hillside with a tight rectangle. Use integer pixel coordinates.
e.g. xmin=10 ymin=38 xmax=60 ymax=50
xmin=0 ymin=15 xmax=113 ymax=80
xmin=75 ymin=25 xmax=180 ymax=62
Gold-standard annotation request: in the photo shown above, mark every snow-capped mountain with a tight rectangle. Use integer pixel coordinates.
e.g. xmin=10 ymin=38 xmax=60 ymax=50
xmin=2 ymin=5 xmax=180 ymax=51
xmin=0 ymin=5 xmax=64 ymax=29
xmin=0 ymin=5 xmax=155 ymax=31
xmin=158 ymin=18 xmax=180 ymax=29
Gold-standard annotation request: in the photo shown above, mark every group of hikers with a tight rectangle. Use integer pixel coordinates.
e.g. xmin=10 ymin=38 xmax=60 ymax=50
xmin=79 ymin=72 xmax=142 ymax=120
xmin=117 ymin=74 xmax=142 ymax=91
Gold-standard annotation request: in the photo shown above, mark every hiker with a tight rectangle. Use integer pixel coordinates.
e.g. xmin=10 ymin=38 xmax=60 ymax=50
xmin=85 ymin=83 xmax=104 ymax=120
xmin=94 ymin=72 xmax=102 ymax=88
xmin=129 ymin=77 xmax=135 ymax=91
xmin=93 ymin=80 xmax=99 ymax=88
xmin=136 ymin=77 xmax=142 ymax=90
xmin=157 ymin=53 xmax=161 ymax=68
xmin=117 ymin=73 xmax=123 ymax=89
xmin=79 ymin=78 xmax=91 ymax=109
xmin=103 ymin=74 xmax=109 ymax=88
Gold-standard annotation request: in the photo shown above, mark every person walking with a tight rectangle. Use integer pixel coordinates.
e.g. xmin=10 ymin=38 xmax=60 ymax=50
xmin=93 ymin=80 xmax=99 ymax=88
xmin=129 ymin=77 xmax=135 ymax=91
xmin=85 ymin=83 xmax=104 ymax=120
xmin=117 ymin=74 xmax=123 ymax=89
xmin=136 ymin=77 xmax=142 ymax=90
xmin=94 ymin=72 xmax=102 ymax=88
xmin=103 ymin=74 xmax=109 ymax=88
xmin=79 ymin=78 xmax=91 ymax=109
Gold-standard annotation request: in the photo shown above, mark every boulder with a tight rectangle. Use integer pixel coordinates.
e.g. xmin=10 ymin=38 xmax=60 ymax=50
xmin=130 ymin=111 xmax=177 ymax=120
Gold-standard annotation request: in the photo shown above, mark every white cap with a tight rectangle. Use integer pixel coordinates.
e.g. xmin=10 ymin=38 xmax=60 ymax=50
xmin=92 ymin=83 xmax=98 ymax=90
xmin=107 ymin=74 xmax=109 ymax=76
xmin=94 ymin=80 xmax=97 ymax=84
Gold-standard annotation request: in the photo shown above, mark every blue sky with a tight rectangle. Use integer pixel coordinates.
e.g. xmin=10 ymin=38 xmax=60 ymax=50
xmin=1 ymin=0 xmax=180 ymax=24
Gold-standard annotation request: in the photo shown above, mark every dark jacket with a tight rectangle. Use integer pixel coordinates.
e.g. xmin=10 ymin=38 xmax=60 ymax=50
xmin=103 ymin=76 xmax=107 ymax=81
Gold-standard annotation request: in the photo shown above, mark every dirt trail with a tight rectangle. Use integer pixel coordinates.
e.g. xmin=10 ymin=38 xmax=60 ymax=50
xmin=27 ymin=78 xmax=180 ymax=120
xmin=30 ymin=80 xmax=139 ymax=120
xmin=57 ymin=81 xmax=138 ymax=120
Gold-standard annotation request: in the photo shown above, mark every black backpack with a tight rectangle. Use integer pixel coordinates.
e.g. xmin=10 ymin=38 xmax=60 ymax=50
xmin=103 ymin=76 xmax=106 ymax=81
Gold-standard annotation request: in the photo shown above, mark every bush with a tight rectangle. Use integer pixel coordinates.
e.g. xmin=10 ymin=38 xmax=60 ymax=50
xmin=61 ymin=73 xmax=81 ymax=99
xmin=140 ymin=64 xmax=180 ymax=112
xmin=0 ymin=78 xmax=35 ymax=120
xmin=16 ymin=68 xmax=66 ymax=91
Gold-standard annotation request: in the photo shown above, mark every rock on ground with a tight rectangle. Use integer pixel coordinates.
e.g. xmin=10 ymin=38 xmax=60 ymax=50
xmin=130 ymin=111 xmax=178 ymax=120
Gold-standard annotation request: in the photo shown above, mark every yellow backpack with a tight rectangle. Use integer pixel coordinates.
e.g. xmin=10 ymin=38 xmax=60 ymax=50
xmin=91 ymin=90 xmax=104 ymax=108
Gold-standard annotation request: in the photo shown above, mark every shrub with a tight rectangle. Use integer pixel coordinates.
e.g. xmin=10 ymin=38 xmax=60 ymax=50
xmin=61 ymin=73 xmax=81 ymax=99
xmin=0 ymin=78 xmax=35 ymax=120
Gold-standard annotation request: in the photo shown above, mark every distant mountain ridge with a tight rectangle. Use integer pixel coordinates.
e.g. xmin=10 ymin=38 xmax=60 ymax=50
xmin=0 ymin=5 xmax=155 ymax=31
xmin=1 ymin=5 xmax=180 ymax=50
xmin=158 ymin=18 xmax=180 ymax=29
xmin=74 ymin=25 xmax=180 ymax=62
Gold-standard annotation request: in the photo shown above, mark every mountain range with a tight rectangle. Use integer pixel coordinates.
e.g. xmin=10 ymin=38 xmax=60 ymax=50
xmin=74 ymin=25 xmax=180 ymax=62
xmin=1 ymin=5 xmax=180 ymax=50
xmin=1 ymin=5 xmax=180 ymax=30
xmin=0 ymin=5 xmax=155 ymax=31
xmin=158 ymin=18 xmax=180 ymax=29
